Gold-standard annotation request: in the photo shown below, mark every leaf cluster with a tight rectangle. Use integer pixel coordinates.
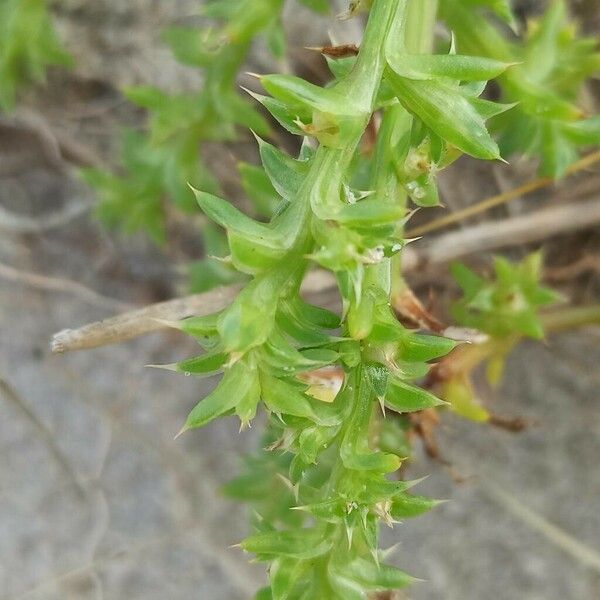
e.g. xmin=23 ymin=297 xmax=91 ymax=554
xmin=81 ymin=0 xmax=292 ymax=247
xmin=442 ymin=0 xmax=600 ymax=177
xmin=451 ymin=253 xmax=560 ymax=340
xmin=437 ymin=253 xmax=560 ymax=421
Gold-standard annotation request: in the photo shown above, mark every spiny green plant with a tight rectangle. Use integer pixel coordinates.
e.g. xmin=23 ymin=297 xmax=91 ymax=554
xmin=81 ymin=0 xmax=327 ymax=248
xmin=82 ymin=0 xmax=600 ymax=268
xmin=0 ymin=0 xmax=72 ymax=110
xmin=442 ymin=0 xmax=600 ymax=177
xmin=148 ymin=0 xmax=566 ymax=596
xmin=437 ymin=253 xmax=561 ymax=422
xmin=11 ymin=0 xmax=588 ymax=597
xmin=451 ymin=253 xmax=560 ymax=342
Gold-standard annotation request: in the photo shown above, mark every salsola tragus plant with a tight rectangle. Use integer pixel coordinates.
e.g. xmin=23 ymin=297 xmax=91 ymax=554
xmin=0 ymin=0 xmax=71 ymax=110
xmin=1 ymin=0 xmax=598 ymax=596
xmin=147 ymin=0 xmax=593 ymax=596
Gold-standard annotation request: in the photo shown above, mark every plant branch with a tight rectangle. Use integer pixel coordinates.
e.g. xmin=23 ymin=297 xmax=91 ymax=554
xmin=411 ymin=196 xmax=600 ymax=268
xmin=51 ymin=269 xmax=334 ymax=353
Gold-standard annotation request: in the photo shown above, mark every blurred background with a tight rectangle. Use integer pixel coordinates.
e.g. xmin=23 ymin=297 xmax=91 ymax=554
xmin=1 ymin=1 xmax=599 ymax=598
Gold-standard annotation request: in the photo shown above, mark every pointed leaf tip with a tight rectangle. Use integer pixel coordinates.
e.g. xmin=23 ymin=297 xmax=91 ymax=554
xmin=150 ymin=318 xmax=185 ymax=330
xmin=174 ymin=424 xmax=190 ymax=440
xmin=145 ymin=363 xmax=178 ymax=372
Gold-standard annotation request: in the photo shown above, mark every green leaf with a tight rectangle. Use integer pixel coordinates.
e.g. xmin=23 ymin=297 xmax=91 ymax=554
xmin=261 ymin=330 xmax=335 ymax=375
xmin=179 ymin=313 xmax=220 ymax=339
xmin=241 ymin=529 xmax=333 ymax=560
xmin=330 ymin=558 xmax=416 ymax=592
xmin=333 ymin=199 xmax=407 ymax=226
xmin=390 ymin=360 xmax=431 ymax=381
xmin=522 ymin=2 xmax=565 ymax=85
xmin=238 ymin=162 xmax=281 ymax=217
xmin=560 ymin=116 xmax=600 ymax=145
xmin=0 ymin=0 xmax=72 ymax=110
xmin=294 ymin=299 xmax=341 ymax=330
xmin=348 ymin=289 xmax=376 ymax=340
xmin=183 ymin=360 xmax=259 ymax=430
xmin=451 ymin=254 xmax=559 ymax=338
xmin=83 ymin=130 xmax=169 ymax=245
xmin=398 ymin=334 xmax=457 ymax=363
xmin=451 ymin=262 xmax=485 ymax=299
xmin=260 ymin=74 xmax=352 ymax=115
xmin=194 ymin=188 xmax=290 ymax=273
xmin=153 ymin=351 xmax=228 ymax=377
xmin=255 ymin=135 xmax=309 ymax=201
xmin=443 ymin=376 xmax=490 ymax=422
xmin=236 ymin=367 xmax=262 ymax=426
xmin=365 ymin=363 xmax=389 ymax=398
xmin=341 ymin=427 xmax=401 ymax=473
xmin=538 ymin=121 xmax=578 ymax=179
xmin=255 ymin=587 xmax=273 ymax=600
xmin=270 ymin=558 xmax=308 ymax=600
xmin=277 ymin=299 xmax=337 ymax=345
xmin=378 ymin=418 xmax=412 ymax=458
xmin=265 ymin=20 xmax=286 ymax=59
xmin=218 ymin=272 xmax=284 ymax=352
xmin=162 ymin=27 xmax=219 ymax=67
xmin=194 ymin=189 xmax=282 ymax=249
xmin=298 ymin=423 xmax=341 ymax=464
xmin=386 ymin=72 xmax=503 ymax=160
xmin=468 ymin=0 xmax=516 ymax=26
xmin=245 ymin=89 xmax=308 ymax=136
xmin=326 ymin=56 xmax=356 ymax=80
xmin=261 ymin=375 xmax=325 ymax=423
xmin=387 ymin=52 xmax=513 ymax=82
xmin=390 ymin=493 xmax=441 ymax=519
xmin=358 ymin=477 xmax=426 ymax=505
xmin=384 ymin=378 xmax=446 ymax=413
xmin=188 ymin=223 xmax=245 ymax=293
xmin=123 ymin=86 xmax=168 ymax=110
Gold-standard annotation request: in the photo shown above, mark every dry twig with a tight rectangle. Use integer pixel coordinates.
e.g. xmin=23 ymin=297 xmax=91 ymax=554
xmin=408 ymin=149 xmax=600 ymax=237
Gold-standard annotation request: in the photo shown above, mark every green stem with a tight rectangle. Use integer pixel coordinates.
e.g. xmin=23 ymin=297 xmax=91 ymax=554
xmin=307 ymin=0 xmax=442 ymax=588
xmin=404 ymin=0 xmax=438 ymax=53
xmin=387 ymin=0 xmax=440 ymax=299
xmin=256 ymin=0 xmax=405 ymax=324
xmin=338 ymin=0 xmax=403 ymax=106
